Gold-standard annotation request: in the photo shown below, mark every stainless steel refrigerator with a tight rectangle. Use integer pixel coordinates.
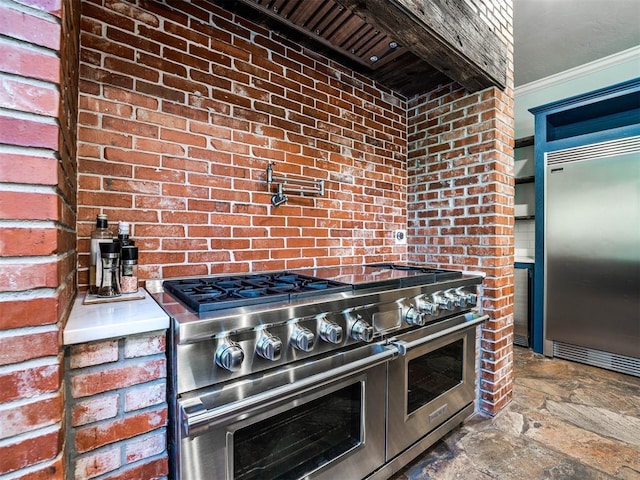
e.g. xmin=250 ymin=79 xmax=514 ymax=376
xmin=544 ymin=136 xmax=640 ymax=373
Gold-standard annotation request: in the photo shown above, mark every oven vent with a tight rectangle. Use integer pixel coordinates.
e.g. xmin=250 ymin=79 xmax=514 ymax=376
xmin=553 ymin=341 xmax=640 ymax=378
xmin=546 ymin=135 xmax=640 ymax=166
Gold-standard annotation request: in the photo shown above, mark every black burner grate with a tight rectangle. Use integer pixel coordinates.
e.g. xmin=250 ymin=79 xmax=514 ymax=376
xmin=163 ymin=273 xmax=352 ymax=314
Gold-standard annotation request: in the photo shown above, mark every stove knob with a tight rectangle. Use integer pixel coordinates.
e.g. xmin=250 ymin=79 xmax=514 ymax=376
xmin=405 ymin=306 xmax=425 ymax=326
xmin=215 ymin=341 xmax=244 ymax=371
xmin=350 ymin=318 xmax=374 ymax=342
xmin=456 ymin=289 xmax=477 ymax=306
xmin=256 ymin=332 xmax=282 ymax=361
xmin=433 ymin=293 xmax=454 ymax=311
xmin=291 ymin=326 xmax=315 ymax=352
xmin=319 ymin=319 xmax=343 ymax=344
xmin=446 ymin=291 xmax=467 ymax=307
xmin=415 ymin=297 xmax=438 ymax=315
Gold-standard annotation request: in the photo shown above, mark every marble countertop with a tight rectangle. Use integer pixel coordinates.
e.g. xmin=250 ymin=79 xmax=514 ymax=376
xmin=64 ymin=288 xmax=170 ymax=345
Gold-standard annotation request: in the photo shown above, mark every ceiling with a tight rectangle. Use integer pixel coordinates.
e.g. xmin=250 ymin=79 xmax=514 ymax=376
xmin=514 ymin=0 xmax=640 ymax=87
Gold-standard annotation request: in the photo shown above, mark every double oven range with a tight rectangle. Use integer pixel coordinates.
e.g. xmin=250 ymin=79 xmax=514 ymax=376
xmin=148 ymin=264 xmax=486 ymax=480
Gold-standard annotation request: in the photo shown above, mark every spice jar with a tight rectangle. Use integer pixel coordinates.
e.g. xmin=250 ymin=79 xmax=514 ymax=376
xmin=120 ymin=246 xmax=139 ymax=294
xmin=98 ymin=242 xmax=121 ymax=297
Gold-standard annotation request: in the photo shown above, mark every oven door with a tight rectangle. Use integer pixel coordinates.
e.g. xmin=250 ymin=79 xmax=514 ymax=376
xmin=178 ymin=343 xmax=395 ymax=480
xmin=386 ymin=312 xmax=488 ymax=460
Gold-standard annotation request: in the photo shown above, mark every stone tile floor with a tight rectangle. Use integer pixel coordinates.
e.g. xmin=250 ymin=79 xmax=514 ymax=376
xmin=391 ymin=347 xmax=640 ymax=480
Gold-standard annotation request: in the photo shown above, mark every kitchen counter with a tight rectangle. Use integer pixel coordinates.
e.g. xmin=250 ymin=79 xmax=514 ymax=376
xmin=64 ymin=288 xmax=169 ymax=345
xmin=515 ymin=256 xmax=535 ymax=264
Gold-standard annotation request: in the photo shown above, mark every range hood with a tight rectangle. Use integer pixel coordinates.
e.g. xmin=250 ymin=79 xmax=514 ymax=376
xmin=216 ymin=0 xmax=507 ymax=96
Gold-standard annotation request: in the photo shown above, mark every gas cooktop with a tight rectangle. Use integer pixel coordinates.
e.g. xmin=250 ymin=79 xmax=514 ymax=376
xmin=162 ymin=264 xmax=463 ymax=315
xmin=162 ymin=272 xmax=351 ymax=314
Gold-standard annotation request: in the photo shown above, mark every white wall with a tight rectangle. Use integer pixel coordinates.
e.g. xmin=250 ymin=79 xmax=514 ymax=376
xmin=515 ymin=218 xmax=535 ymax=257
xmin=514 ymin=46 xmax=640 ymax=139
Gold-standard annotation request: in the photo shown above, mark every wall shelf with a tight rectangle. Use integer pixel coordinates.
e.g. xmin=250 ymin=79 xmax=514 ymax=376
xmin=515 ymin=175 xmax=535 ymax=185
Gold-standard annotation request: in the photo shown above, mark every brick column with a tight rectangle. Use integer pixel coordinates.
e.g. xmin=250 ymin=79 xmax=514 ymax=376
xmin=407 ymin=83 xmax=514 ymax=414
xmin=66 ymin=332 xmax=169 ymax=479
xmin=0 ymin=0 xmax=79 ymax=477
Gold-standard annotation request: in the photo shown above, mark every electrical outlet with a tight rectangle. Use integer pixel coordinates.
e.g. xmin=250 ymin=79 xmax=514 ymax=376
xmin=394 ymin=229 xmax=407 ymax=245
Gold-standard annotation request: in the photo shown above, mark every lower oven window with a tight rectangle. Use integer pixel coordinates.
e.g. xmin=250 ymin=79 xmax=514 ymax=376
xmin=407 ymin=339 xmax=464 ymax=414
xmin=233 ymin=382 xmax=362 ymax=480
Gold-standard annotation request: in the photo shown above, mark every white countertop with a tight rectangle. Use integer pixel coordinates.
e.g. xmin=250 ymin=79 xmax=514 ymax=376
xmin=515 ymin=256 xmax=535 ymax=264
xmin=64 ymin=289 xmax=170 ymax=345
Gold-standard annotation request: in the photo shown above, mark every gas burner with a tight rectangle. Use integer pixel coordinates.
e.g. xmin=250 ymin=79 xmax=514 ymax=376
xmin=163 ymin=273 xmax=351 ymax=314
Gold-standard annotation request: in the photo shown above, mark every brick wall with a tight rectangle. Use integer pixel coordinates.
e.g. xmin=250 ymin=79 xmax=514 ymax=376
xmin=0 ymin=0 xmax=79 ymax=477
xmin=65 ymin=332 xmax=168 ymax=479
xmin=76 ymin=0 xmax=409 ymax=287
xmin=407 ymin=0 xmax=515 ymax=414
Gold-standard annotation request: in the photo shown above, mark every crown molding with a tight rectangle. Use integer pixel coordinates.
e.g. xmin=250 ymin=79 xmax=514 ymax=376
xmin=515 ymin=46 xmax=640 ymax=98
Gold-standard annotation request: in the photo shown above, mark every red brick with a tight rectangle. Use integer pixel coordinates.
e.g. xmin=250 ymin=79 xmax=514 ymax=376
xmin=71 ymin=358 xmax=166 ymax=398
xmin=0 ymin=42 xmax=60 ymax=83
xmin=0 ymin=228 xmax=58 ymax=256
xmin=10 ymin=457 xmax=64 ymax=480
xmin=0 ymin=297 xmax=59 ymax=329
xmin=0 ymin=76 xmax=59 ymax=116
xmin=71 ymin=394 xmax=119 ymax=427
xmin=0 ymin=364 xmax=60 ymax=403
xmin=0 ymin=429 xmax=60 ymax=475
xmin=0 ymin=394 xmax=63 ymax=439
xmin=0 ymin=191 xmax=59 ymax=221
xmin=124 ymin=383 xmax=165 ymax=412
xmin=69 ymin=340 xmax=119 ymax=369
xmin=74 ymin=446 xmax=121 ymax=479
xmin=0 ymin=331 xmax=59 ymax=365
xmin=75 ymin=408 xmax=167 ymax=453
xmin=123 ymin=334 xmax=165 ymax=358
xmin=125 ymin=432 xmax=166 ymax=463
xmin=0 ymin=261 xmax=59 ymax=291
xmin=0 ymin=116 xmax=59 ymax=149
xmin=0 ymin=152 xmax=58 ymax=185
xmin=102 ymin=457 xmax=168 ymax=480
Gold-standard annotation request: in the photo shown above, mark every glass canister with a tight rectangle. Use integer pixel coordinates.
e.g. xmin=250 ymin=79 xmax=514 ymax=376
xmin=98 ymin=242 xmax=121 ymax=297
xmin=120 ymin=246 xmax=139 ymax=294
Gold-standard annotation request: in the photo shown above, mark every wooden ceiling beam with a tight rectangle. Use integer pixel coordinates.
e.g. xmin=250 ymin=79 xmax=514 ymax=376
xmin=334 ymin=0 xmax=508 ymax=92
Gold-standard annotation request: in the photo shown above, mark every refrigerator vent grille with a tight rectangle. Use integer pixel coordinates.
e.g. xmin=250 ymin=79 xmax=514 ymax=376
xmin=547 ymin=135 xmax=640 ymax=165
xmin=553 ymin=342 xmax=640 ymax=378
xmin=513 ymin=335 xmax=528 ymax=347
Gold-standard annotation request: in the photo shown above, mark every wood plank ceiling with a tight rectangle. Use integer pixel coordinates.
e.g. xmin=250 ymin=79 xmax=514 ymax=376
xmin=216 ymin=0 xmax=507 ymax=97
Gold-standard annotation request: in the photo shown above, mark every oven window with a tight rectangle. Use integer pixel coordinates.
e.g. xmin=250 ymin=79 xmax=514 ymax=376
xmin=233 ymin=382 xmax=362 ymax=480
xmin=407 ymin=339 xmax=464 ymax=414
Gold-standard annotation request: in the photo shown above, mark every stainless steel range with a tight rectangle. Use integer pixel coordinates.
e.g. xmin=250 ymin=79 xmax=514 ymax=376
xmin=147 ymin=264 xmax=486 ymax=480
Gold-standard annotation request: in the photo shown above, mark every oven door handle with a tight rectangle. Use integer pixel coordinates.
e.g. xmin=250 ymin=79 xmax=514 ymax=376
xmin=392 ymin=313 xmax=489 ymax=355
xmin=181 ymin=346 xmax=396 ymax=436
